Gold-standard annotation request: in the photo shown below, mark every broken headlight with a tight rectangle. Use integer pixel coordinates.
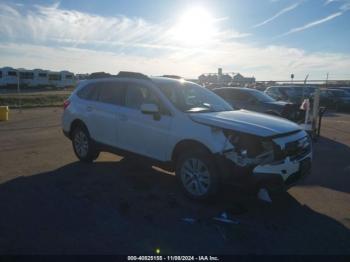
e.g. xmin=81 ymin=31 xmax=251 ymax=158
xmin=223 ymin=130 xmax=275 ymax=166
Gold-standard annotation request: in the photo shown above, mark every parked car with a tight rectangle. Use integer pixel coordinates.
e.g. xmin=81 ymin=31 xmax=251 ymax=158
xmin=62 ymin=72 xmax=312 ymax=200
xmin=319 ymin=89 xmax=350 ymax=111
xmin=265 ymin=86 xmax=316 ymax=105
xmin=213 ymin=87 xmax=302 ymax=121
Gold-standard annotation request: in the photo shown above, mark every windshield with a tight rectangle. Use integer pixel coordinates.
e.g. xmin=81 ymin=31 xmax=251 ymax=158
xmin=283 ymin=87 xmax=298 ymax=96
xmin=250 ymin=90 xmax=276 ymax=102
xmin=330 ymin=90 xmax=347 ymax=97
xmin=156 ymin=81 xmax=233 ymax=112
xmin=284 ymin=87 xmax=314 ymax=96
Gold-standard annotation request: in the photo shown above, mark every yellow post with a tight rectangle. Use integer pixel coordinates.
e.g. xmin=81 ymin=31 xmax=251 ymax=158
xmin=0 ymin=106 xmax=9 ymax=121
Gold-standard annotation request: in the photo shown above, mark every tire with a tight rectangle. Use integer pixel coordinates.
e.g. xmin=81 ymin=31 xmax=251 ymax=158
xmin=175 ymin=149 xmax=220 ymax=200
xmin=72 ymin=125 xmax=98 ymax=163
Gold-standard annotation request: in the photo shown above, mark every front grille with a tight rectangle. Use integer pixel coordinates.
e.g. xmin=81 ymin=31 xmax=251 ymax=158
xmin=274 ymin=136 xmax=311 ymax=161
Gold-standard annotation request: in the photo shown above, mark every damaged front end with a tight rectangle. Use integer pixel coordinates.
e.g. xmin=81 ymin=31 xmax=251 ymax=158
xmin=217 ymin=129 xmax=312 ymax=190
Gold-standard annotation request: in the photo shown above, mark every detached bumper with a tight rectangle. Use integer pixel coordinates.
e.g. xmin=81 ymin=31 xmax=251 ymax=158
xmin=215 ymin=152 xmax=312 ymax=192
xmin=252 ymin=154 xmax=312 ymax=191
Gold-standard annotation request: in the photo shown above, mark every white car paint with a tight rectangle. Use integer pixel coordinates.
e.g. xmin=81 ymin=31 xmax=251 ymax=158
xmin=189 ymin=110 xmax=300 ymax=137
xmin=62 ymin=76 xmax=312 ymax=189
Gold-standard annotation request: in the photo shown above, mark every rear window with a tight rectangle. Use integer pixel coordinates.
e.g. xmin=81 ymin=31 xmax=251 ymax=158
xmin=77 ymin=83 xmax=99 ymax=101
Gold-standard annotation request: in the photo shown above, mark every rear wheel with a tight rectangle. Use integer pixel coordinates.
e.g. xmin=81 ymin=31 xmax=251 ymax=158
xmin=175 ymin=150 xmax=220 ymax=200
xmin=72 ymin=125 xmax=98 ymax=163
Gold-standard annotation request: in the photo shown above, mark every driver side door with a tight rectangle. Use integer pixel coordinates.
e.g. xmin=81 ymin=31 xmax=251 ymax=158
xmin=117 ymin=82 xmax=172 ymax=161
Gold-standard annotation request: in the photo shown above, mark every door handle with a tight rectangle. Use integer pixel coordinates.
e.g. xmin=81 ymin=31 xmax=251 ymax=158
xmin=86 ymin=106 xmax=93 ymax=112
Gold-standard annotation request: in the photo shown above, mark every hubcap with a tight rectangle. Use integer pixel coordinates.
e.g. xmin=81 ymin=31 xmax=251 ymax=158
xmin=180 ymin=158 xmax=210 ymax=196
xmin=74 ymin=130 xmax=89 ymax=158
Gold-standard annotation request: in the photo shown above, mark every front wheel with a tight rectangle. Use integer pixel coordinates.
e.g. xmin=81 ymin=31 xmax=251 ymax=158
xmin=175 ymin=150 xmax=220 ymax=200
xmin=72 ymin=125 xmax=98 ymax=163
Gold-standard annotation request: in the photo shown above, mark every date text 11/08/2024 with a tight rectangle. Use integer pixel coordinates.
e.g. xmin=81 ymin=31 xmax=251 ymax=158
xmin=127 ymin=256 xmax=220 ymax=261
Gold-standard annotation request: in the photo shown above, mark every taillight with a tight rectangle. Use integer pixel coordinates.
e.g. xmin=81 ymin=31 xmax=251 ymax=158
xmin=63 ymin=100 xmax=71 ymax=110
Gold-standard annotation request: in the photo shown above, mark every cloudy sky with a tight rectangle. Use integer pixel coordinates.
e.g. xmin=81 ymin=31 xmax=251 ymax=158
xmin=0 ymin=0 xmax=350 ymax=80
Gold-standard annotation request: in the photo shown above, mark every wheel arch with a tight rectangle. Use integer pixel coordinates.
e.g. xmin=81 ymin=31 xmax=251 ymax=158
xmin=69 ymin=119 xmax=88 ymax=138
xmin=171 ymin=139 xmax=213 ymax=163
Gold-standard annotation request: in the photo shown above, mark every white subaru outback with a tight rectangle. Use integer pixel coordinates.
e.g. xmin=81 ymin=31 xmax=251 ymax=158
xmin=62 ymin=72 xmax=312 ymax=200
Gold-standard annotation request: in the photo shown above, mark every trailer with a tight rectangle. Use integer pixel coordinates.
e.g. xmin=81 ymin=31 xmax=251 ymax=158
xmin=0 ymin=67 xmax=76 ymax=88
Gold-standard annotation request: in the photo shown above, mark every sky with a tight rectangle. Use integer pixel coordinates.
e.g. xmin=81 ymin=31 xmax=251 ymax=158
xmin=0 ymin=0 xmax=350 ymax=80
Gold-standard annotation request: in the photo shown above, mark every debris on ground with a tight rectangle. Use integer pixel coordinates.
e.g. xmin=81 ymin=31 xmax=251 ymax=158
xmin=181 ymin=218 xmax=197 ymax=224
xmin=213 ymin=212 xmax=240 ymax=224
xmin=215 ymin=225 xmax=227 ymax=241
xmin=257 ymin=188 xmax=272 ymax=203
xmin=118 ymin=199 xmax=131 ymax=214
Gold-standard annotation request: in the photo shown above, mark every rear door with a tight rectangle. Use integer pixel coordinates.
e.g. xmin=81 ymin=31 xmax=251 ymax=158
xmin=87 ymin=81 xmax=126 ymax=147
xmin=117 ymin=81 xmax=172 ymax=161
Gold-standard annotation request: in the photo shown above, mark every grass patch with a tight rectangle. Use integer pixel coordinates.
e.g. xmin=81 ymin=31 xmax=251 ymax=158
xmin=0 ymin=94 xmax=70 ymax=108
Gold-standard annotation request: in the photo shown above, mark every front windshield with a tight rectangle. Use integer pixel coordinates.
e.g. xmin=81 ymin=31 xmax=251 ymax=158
xmin=283 ymin=87 xmax=297 ymax=96
xmin=250 ymin=90 xmax=276 ymax=102
xmin=331 ymin=90 xmax=347 ymax=97
xmin=284 ymin=87 xmax=314 ymax=96
xmin=156 ymin=81 xmax=233 ymax=112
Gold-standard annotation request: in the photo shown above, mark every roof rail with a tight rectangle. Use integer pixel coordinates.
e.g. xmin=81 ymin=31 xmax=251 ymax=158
xmin=117 ymin=71 xmax=150 ymax=80
xmin=88 ymin=72 xmax=113 ymax=79
xmin=161 ymin=75 xmax=183 ymax=80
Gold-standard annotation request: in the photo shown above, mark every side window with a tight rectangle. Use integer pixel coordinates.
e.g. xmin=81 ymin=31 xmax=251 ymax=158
xmin=235 ymin=91 xmax=252 ymax=101
xmin=216 ymin=89 xmax=230 ymax=99
xmin=266 ymin=88 xmax=273 ymax=94
xmin=77 ymin=83 xmax=98 ymax=101
xmin=125 ymin=85 xmax=147 ymax=110
xmin=125 ymin=83 xmax=169 ymax=115
xmin=98 ymin=82 xmax=126 ymax=106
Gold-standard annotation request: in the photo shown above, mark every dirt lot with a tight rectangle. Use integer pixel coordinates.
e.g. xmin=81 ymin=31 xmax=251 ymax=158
xmin=0 ymin=108 xmax=349 ymax=254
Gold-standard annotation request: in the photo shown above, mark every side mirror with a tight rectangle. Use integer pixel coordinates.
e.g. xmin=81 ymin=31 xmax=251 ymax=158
xmin=140 ymin=103 xmax=160 ymax=120
xmin=141 ymin=103 xmax=159 ymax=114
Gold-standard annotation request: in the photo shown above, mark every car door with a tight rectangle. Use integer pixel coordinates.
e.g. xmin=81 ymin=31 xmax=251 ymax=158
xmin=86 ymin=81 xmax=126 ymax=147
xmin=117 ymin=81 xmax=172 ymax=161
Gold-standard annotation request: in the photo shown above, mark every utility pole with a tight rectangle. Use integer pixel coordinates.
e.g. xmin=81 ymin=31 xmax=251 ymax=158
xmin=17 ymin=70 xmax=22 ymax=112
xmin=325 ymin=72 xmax=329 ymax=89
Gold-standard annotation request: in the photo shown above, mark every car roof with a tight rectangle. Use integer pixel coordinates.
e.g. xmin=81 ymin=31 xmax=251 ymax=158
xmin=149 ymin=76 xmax=192 ymax=85
xmin=78 ymin=75 xmax=196 ymax=87
xmin=268 ymin=85 xmax=313 ymax=88
xmin=213 ymin=87 xmax=259 ymax=93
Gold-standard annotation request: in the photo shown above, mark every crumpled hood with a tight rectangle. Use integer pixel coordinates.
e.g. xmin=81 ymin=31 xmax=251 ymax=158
xmin=189 ymin=110 xmax=301 ymax=137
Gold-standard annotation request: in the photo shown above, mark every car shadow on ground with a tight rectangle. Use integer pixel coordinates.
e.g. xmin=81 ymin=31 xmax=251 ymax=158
xmin=305 ymin=136 xmax=350 ymax=194
xmin=0 ymin=157 xmax=349 ymax=254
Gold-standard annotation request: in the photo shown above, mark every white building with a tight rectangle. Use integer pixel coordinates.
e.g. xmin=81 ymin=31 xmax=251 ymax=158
xmin=0 ymin=67 xmax=75 ymax=88
xmin=0 ymin=67 xmax=19 ymax=87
